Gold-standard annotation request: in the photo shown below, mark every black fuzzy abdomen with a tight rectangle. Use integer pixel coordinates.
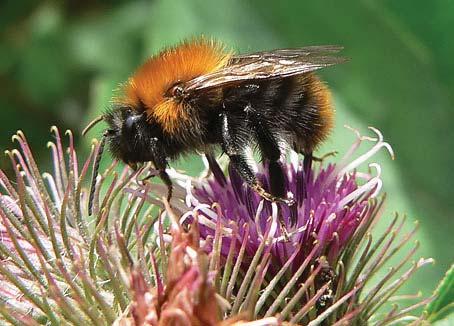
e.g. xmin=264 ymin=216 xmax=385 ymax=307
xmin=247 ymin=73 xmax=333 ymax=154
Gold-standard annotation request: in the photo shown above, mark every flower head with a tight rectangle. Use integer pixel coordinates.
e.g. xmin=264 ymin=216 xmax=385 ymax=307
xmin=0 ymin=126 xmax=435 ymax=325
xmin=162 ymin=127 xmax=434 ymax=324
xmin=184 ymin=127 xmax=389 ymax=269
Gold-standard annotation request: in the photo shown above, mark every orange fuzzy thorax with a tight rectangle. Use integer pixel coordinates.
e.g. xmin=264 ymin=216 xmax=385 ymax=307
xmin=121 ymin=38 xmax=231 ymax=133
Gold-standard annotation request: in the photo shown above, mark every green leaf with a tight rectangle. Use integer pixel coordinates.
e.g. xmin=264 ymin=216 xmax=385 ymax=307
xmin=425 ymin=264 xmax=454 ymax=322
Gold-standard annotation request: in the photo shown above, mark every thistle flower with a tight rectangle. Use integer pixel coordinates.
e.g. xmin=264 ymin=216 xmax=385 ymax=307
xmin=0 ymin=126 xmax=435 ymax=325
xmin=185 ymin=127 xmax=389 ymax=268
xmin=160 ymin=127 xmax=435 ymax=325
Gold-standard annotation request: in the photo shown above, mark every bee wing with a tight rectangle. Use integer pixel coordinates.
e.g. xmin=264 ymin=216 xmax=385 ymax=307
xmin=183 ymin=46 xmax=347 ymax=93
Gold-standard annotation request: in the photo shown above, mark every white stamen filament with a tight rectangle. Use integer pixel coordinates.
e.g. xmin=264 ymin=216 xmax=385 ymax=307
xmin=368 ymin=163 xmax=383 ymax=198
xmin=267 ymin=203 xmax=279 ymax=242
xmin=337 ymin=125 xmax=375 ymax=167
xmin=154 ymin=233 xmax=173 ymax=247
xmin=185 ymin=204 xmax=233 ymax=235
xmin=355 ymin=172 xmax=373 ymax=181
xmin=167 ymin=167 xmax=196 ymax=185
xmin=185 ymin=178 xmax=198 ymax=207
xmin=327 ymin=213 xmax=336 ymax=223
xmin=289 ymin=150 xmax=299 ymax=170
xmin=338 ymin=163 xmax=382 ymax=208
xmin=254 ymin=200 xmax=265 ymax=238
xmin=165 ymin=167 xmax=200 ymax=207
xmin=338 ymin=127 xmax=394 ymax=177
xmin=201 ymin=154 xmax=210 ymax=169
xmin=273 ymin=223 xmax=309 ymax=243
xmin=180 ymin=210 xmax=194 ymax=225
xmin=197 ymin=204 xmax=219 ymax=221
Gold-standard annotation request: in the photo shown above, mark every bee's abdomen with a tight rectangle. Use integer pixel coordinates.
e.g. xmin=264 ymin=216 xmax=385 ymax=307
xmin=252 ymin=73 xmax=334 ymax=153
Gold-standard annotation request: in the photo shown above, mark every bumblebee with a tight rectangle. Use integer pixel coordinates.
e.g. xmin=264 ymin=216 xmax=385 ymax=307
xmin=83 ymin=38 xmax=345 ymax=214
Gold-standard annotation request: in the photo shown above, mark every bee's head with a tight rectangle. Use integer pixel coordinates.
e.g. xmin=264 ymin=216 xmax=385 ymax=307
xmin=103 ymin=105 xmax=159 ymax=166
xmin=82 ymin=105 xmax=163 ymax=215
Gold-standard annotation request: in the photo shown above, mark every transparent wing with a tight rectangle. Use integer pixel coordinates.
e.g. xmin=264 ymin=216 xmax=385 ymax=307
xmin=183 ymin=46 xmax=347 ymax=93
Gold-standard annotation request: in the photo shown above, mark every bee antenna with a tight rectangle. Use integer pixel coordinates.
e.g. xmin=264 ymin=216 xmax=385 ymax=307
xmin=88 ymin=134 xmax=107 ymax=215
xmin=82 ymin=116 xmax=104 ymax=136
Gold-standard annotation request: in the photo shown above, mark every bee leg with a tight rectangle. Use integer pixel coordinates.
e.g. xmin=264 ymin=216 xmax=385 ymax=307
xmin=150 ymin=139 xmax=173 ymax=203
xmin=159 ymin=169 xmax=173 ymax=202
xmin=220 ymin=111 xmax=263 ymax=193
xmin=301 ymin=152 xmax=314 ymax=200
xmin=139 ymin=168 xmax=172 ymax=201
xmin=139 ymin=166 xmax=159 ymax=184
xmin=255 ymin=134 xmax=289 ymax=202
xmin=245 ymin=104 xmax=295 ymax=207
xmin=247 ymin=106 xmax=295 ymax=232
xmin=223 ymin=152 xmax=280 ymax=205
xmin=311 ymin=151 xmax=338 ymax=162
xmin=303 ymin=152 xmax=312 ymax=174
xmin=220 ymin=112 xmax=257 ymax=186
xmin=220 ymin=111 xmax=292 ymax=206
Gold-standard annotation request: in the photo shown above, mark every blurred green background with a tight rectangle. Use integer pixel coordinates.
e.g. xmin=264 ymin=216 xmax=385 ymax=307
xmin=1 ymin=0 xmax=453 ymax=300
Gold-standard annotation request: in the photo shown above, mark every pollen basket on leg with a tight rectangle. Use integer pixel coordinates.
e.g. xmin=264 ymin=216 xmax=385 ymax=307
xmin=121 ymin=38 xmax=231 ymax=133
